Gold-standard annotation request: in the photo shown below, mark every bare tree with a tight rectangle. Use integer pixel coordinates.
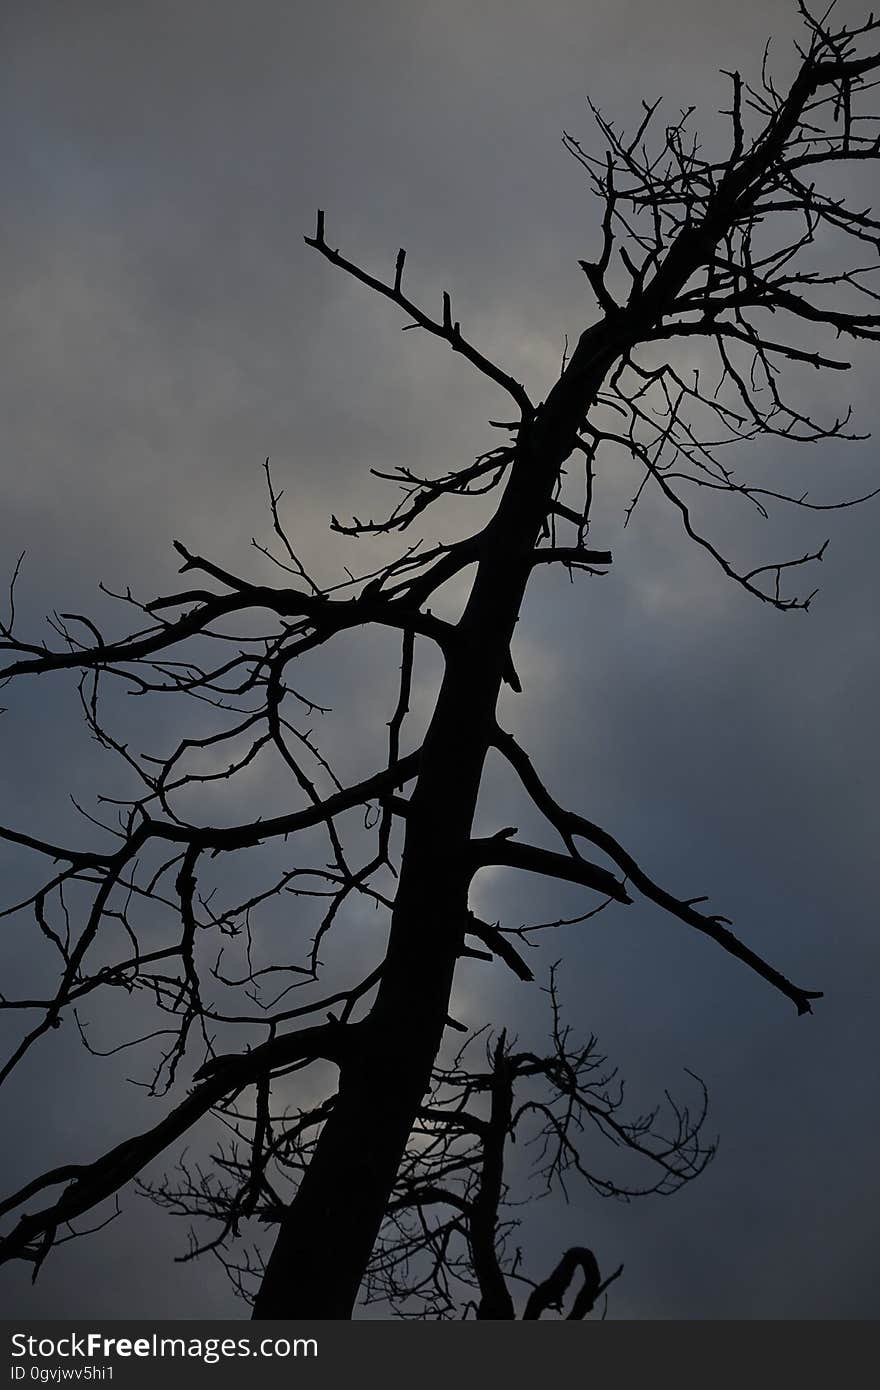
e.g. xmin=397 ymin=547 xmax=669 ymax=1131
xmin=141 ymin=977 xmax=713 ymax=1319
xmin=1 ymin=3 xmax=879 ymax=1317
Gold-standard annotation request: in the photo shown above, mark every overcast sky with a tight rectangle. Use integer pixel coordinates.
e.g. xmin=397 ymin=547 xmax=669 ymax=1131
xmin=1 ymin=0 xmax=878 ymax=1320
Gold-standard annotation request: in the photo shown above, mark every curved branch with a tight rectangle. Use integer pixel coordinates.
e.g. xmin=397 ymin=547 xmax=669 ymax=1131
xmin=0 ymin=1020 xmax=350 ymax=1270
xmin=469 ymin=835 xmax=632 ymax=905
xmin=493 ymin=726 xmax=822 ymax=1015
xmin=523 ymin=1246 xmax=603 ymax=1320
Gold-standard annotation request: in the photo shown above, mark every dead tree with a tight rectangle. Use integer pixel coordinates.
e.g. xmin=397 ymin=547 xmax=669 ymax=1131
xmin=1 ymin=4 xmax=879 ymax=1317
xmin=142 ymin=980 xmax=713 ymax=1319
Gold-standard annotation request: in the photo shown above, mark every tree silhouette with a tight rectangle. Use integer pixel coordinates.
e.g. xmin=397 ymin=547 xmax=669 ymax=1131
xmin=1 ymin=3 xmax=879 ymax=1317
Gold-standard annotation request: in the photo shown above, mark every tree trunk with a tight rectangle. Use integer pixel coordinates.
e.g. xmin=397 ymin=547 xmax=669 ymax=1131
xmin=252 ymin=338 xmax=620 ymax=1318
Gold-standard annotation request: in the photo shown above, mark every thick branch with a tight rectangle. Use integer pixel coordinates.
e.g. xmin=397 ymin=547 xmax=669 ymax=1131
xmin=469 ymin=835 xmax=632 ymax=904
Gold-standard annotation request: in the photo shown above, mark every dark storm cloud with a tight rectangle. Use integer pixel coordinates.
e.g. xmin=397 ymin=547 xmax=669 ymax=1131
xmin=1 ymin=0 xmax=877 ymax=1318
